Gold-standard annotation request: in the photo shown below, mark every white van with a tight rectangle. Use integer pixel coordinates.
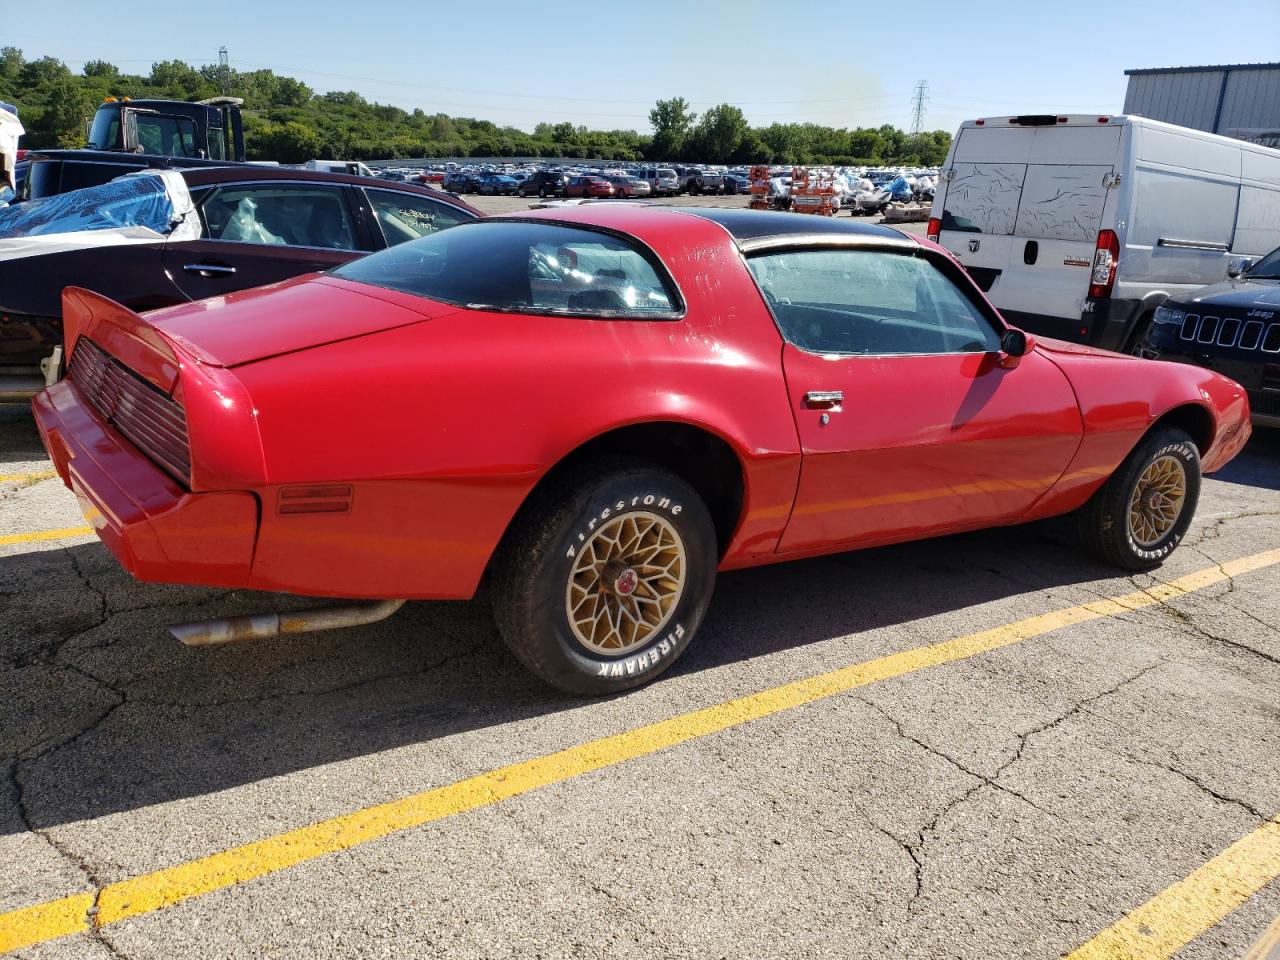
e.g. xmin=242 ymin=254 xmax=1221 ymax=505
xmin=927 ymin=114 xmax=1280 ymax=351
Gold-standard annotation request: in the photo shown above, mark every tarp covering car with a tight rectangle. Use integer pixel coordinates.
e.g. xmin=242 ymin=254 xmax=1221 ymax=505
xmin=0 ymin=169 xmax=200 ymax=258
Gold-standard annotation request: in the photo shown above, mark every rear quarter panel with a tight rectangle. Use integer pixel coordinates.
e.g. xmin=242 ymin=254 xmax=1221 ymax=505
xmin=230 ymin=214 xmax=801 ymax=599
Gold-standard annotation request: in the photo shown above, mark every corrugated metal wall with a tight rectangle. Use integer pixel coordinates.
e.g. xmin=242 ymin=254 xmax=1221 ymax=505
xmin=1123 ymin=66 xmax=1280 ymax=145
xmin=1123 ymin=70 xmax=1223 ymax=131
xmin=1217 ymin=68 xmax=1280 ymax=141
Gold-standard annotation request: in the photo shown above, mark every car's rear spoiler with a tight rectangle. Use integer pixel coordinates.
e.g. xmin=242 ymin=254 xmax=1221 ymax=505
xmin=61 ymin=287 xmax=184 ymax=394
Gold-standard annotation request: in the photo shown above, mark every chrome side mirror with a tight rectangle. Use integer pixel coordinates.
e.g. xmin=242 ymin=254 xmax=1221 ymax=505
xmin=1227 ymin=257 xmax=1252 ymax=279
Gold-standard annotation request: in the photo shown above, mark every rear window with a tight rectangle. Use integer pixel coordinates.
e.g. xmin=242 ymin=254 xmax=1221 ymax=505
xmin=331 ymin=221 xmax=682 ymax=318
xmin=941 ymin=163 xmax=1026 ymax=235
xmin=1013 ymin=165 xmax=1110 ymax=242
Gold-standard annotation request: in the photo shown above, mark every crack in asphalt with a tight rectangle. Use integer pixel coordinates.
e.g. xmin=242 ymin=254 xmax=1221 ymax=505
xmin=856 ymin=695 xmax=1053 ymax=816
xmin=7 ymin=757 xmax=129 ymax=959
xmin=1123 ymin=570 xmax=1280 ymax=670
xmin=1183 ymin=508 xmax=1280 ymax=549
xmin=1097 ymin=745 xmax=1268 ymax=822
xmin=862 ymin=661 xmax=1168 ymax=915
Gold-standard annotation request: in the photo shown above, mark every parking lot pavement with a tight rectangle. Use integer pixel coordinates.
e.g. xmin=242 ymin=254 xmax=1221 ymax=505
xmin=458 ymin=189 xmax=932 ymax=234
xmin=2 ymin=405 xmax=1279 ymax=957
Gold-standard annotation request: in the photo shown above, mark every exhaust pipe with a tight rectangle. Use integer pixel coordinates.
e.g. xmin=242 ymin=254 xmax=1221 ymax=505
xmin=170 ymin=599 xmax=406 ymax=647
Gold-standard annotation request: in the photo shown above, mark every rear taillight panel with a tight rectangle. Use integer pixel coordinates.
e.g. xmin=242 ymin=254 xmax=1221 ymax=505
xmin=926 ymin=217 xmax=941 ymax=243
xmin=70 ymin=339 xmax=192 ymax=486
xmin=1089 ymin=229 xmax=1120 ymax=298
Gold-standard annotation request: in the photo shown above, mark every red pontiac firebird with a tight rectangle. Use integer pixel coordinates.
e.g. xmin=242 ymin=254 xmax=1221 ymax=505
xmin=33 ymin=207 xmax=1251 ymax=694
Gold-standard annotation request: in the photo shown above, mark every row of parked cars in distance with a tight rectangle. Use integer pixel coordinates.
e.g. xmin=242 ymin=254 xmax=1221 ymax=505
xmin=408 ymin=164 xmax=753 ymax=199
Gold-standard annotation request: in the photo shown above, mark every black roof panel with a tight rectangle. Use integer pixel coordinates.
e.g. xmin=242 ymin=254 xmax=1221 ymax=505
xmin=674 ymin=207 xmax=906 ymax=243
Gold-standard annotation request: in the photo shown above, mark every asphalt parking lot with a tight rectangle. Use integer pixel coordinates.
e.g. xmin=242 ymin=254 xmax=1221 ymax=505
xmin=2 ymin=286 xmax=1280 ymax=956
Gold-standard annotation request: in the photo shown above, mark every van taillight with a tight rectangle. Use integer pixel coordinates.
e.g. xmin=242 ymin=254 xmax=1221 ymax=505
xmin=927 ymin=218 xmax=941 ymax=242
xmin=1089 ymin=230 xmax=1120 ymax=298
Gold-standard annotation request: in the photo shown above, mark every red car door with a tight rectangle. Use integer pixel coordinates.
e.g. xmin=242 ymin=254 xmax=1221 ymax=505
xmin=163 ymin=181 xmax=368 ymax=301
xmin=743 ymin=245 xmax=1083 ymax=554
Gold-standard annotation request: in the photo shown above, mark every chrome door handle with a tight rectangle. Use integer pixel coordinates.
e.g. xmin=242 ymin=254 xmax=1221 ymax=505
xmin=183 ymin=263 xmax=236 ymax=276
xmin=804 ymin=390 xmax=844 ymax=408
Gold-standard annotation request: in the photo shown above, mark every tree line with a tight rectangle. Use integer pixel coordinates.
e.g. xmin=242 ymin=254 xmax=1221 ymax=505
xmin=0 ymin=50 xmax=951 ymax=166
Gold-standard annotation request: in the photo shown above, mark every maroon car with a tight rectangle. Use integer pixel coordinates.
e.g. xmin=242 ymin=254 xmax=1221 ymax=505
xmin=0 ymin=166 xmax=480 ymax=400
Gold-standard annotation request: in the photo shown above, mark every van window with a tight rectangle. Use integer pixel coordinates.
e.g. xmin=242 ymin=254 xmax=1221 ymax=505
xmin=1132 ymin=170 xmax=1237 ymax=249
xmin=1013 ymin=165 xmax=1111 ymax=243
xmin=1234 ymin=185 xmax=1280 ymax=256
xmin=941 ymin=163 xmax=1025 ymax=235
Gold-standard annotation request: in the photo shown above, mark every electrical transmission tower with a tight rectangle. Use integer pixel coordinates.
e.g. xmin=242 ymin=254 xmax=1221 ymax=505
xmin=218 ymin=46 xmax=231 ymax=95
xmin=910 ymin=80 xmax=929 ymax=136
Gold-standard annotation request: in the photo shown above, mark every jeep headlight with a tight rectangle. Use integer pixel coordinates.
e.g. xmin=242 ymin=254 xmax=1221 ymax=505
xmin=1152 ymin=305 xmax=1185 ymax=326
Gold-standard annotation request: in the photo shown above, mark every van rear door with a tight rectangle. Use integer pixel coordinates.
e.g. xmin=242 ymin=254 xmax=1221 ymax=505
xmin=935 ymin=121 xmax=1122 ymax=332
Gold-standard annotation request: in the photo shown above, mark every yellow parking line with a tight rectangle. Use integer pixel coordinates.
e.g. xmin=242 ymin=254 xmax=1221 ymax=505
xmin=1066 ymin=816 xmax=1280 ymax=960
xmin=1 ymin=547 xmax=1278 ymax=954
xmin=0 ymin=526 xmax=94 ymax=547
xmin=0 ymin=469 xmax=57 ymax=483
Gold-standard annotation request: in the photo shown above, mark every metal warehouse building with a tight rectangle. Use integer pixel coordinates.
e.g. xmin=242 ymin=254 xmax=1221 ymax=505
xmin=1123 ymin=62 xmax=1280 ymax=148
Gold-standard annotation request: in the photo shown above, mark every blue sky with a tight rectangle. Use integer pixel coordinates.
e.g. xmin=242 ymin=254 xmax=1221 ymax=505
xmin=5 ymin=0 xmax=1278 ymax=134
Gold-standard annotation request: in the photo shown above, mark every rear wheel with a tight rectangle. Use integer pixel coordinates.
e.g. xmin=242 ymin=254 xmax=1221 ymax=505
xmin=492 ymin=459 xmax=717 ymax=695
xmin=1077 ymin=426 xmax=1201 ymax=571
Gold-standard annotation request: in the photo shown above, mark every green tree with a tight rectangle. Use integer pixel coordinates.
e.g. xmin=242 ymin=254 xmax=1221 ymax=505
xmin=20 ymin=56 xmax=72 ymax=87
xmin=0 ymin=47 xmax=23 ymax=82
xmin=148 ymin=60 xmax=207 ymax=99
xmin=29 ymin=78 xmax=92 ymax=148
xmin=82 ymin=60 xmax=119 ymax=80
xmin=648 ymin=96 xmax=695 ymax=159
xmin=688 ymin=103 xmax=748 ymax=163
xmin=248 ymin=120 xmax=321 ymax=163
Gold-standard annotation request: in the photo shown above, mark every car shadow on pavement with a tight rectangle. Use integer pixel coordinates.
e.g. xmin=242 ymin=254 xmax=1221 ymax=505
xmin=1 ymin=517 xmax=1114 ymax=835
xmin=1211 ymin=425 xmax=1280 ymax=491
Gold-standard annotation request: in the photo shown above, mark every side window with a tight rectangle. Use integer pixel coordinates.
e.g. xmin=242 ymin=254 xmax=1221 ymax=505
xmin=199 ymin=184 xmax=357 ymax=250
xmin=746 ymin=249 xmax=1001 ymax=356
xmin=134 ymin=114 xmax=198 ymax=158
xmin=366 ymin=190 xmax=472 ymax=246
xmin=206 ymin=129 xmax=226 ymax=161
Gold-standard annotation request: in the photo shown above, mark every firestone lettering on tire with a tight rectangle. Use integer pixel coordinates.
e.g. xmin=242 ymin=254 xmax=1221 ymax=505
xmin=596 ymin=624 xmax=686 ymax=677
xmin=565 ymin=496 xmax=685 ymax=558
xmin=1124 ymin=442 xmax=1196 ymax=562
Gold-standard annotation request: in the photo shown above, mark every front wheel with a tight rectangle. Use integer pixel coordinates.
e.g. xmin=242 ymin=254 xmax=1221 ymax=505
xmin=491 ymin=460 xmax=717 ymax=695
xmin=1077 ymin=426 xmax=1201 ymax=571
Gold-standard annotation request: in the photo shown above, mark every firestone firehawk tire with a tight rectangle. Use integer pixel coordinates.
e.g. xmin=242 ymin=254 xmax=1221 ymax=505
xmin=1077 ymin=426 xmax=1201 ymax=572
xmin=492 ymin=459 xmax=717 ymax=695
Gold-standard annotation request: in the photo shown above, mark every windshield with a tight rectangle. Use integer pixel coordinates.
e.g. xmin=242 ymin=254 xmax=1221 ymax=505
xmin=87 ymin=105 xmax=123 ymax=150
xmin=0 ymin=170 xmax=197 ymax=238
xmin=1246 ymin=246 xmax=1280 ymax=280
xmin=332 ymin=220 xmax=681 ymax=318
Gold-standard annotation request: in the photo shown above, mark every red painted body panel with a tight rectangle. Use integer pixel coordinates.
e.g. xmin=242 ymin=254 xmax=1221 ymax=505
xmin=33 ymin=206 xmax=1253 ymax=602
xmin=778 ymin=347 xmax=1082 ymax=554
xmin=33 ymin=380 xmax=257 ymax=586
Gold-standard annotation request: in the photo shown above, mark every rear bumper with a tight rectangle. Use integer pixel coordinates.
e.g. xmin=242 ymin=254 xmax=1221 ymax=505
xmin=32 ymin=379 xmax=258 ymax=587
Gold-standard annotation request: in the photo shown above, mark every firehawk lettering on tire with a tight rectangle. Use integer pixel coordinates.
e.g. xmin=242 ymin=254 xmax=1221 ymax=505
xmin=32 ymin=207 xmax=1252 ymax=695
